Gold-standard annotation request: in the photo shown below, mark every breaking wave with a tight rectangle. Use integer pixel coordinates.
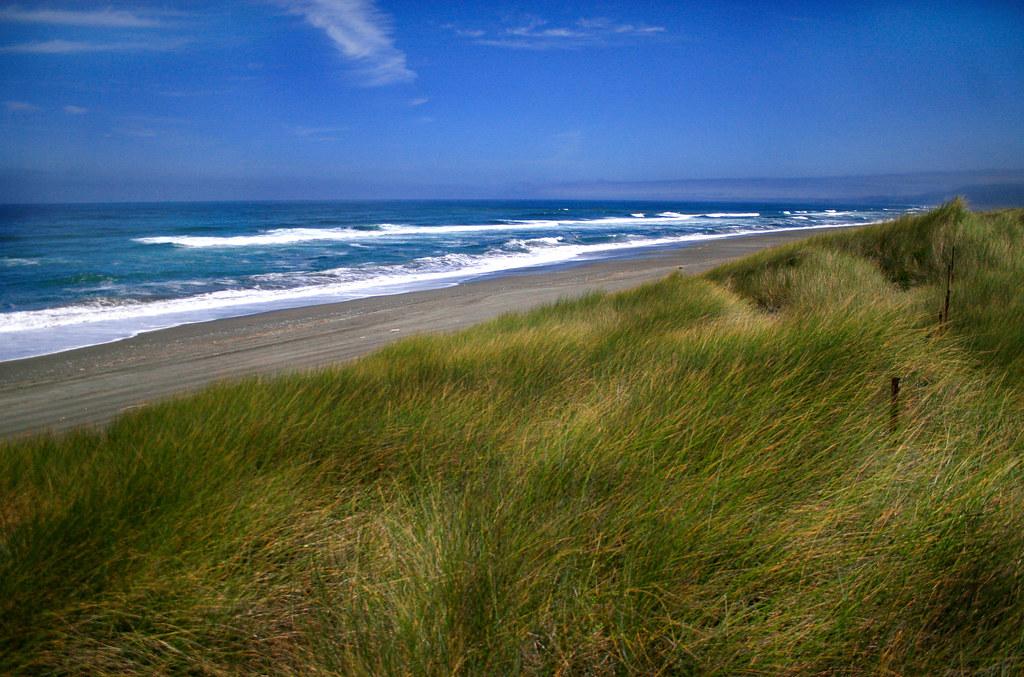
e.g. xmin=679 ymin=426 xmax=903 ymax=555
xmin=134 ymin=212 xmax=766 ymax=249
xmin=2 ymin=224 xmax=855 ymax=345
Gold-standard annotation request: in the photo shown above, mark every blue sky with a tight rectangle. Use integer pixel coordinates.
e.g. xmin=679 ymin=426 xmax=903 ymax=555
xmin=1 ymin=1 xmax=1023 ymax=202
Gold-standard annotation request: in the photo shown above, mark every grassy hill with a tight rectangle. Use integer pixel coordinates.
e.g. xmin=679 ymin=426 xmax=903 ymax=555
xmin=2 ymin=201 xmax=1022 ymax=674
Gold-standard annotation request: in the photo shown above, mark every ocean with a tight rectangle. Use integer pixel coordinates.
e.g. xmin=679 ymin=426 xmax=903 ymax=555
xmin=0 ymin=200 xmax=922 ymax=362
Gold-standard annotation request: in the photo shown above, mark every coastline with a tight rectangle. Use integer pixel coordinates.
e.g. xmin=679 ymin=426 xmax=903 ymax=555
xmin=0 ymin=226 xmax=841 ymax=438
xmin=0 ymin=218 xmax=885 ymax=363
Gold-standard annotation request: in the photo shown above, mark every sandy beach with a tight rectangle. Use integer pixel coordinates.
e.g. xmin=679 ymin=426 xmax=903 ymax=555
xmin=0 ymin=228 xmax=835 ymax=438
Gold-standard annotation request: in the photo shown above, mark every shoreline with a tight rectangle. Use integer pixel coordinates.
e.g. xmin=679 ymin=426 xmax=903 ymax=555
xmin=0 ymin=221 xmax=878 ymax=364
xmin=0 ymin=226 xmax=843 ymax=438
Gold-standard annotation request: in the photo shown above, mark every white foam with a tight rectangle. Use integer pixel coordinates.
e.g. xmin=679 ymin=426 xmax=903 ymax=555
xmin=134 ymin=214 xmax=708 ymax=248
xmin=703 ymin=212 xmax=760 ymax=218
xmin=3 ymin=222 xmax=874 ymax=360
xmin=502 ymin=213 xmax=695 ymax=227
xmin=2 ymin=237 xmax=683 ymax=335
xmin=504 ymin=236 xmax=564 ymax=250
xmin=806 ymin=210 xmax=854 ymax=217
xmin=136 ymin=227 xmax=368 ymax=248
xmin=2 ymin=257 xmax=41 ymax=267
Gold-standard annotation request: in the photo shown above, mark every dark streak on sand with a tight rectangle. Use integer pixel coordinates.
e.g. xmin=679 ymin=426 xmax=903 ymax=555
xmin=0 ymin=228 xmax=834 ymax=438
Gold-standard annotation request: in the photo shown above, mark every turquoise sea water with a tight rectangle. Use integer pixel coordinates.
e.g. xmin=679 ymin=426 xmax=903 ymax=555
xmin=0 ymin=200 xmax=922 ymax=361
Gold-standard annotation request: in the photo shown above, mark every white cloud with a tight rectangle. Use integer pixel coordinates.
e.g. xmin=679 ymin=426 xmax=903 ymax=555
xmin=64 ymin=105 xmax=88 ymax=115
xmin=291 ymin=125 xmax=346 ymax=135
xmin=454 ymin=16 xmax=667 ymax=50
xmin=158 ymin=88 xmax=218 ymax=98
xmin=5 ymin=100 xmax=40 ymax=112
xmin=115 ymin=128 xmax=157 ymax=138
xmin=0 ymin=7 xmax=161 ymax=28
xmin=409 ymin=97 xmax=429 ymax=107
xmin=577 ymin=17 xmax=666 ymax=35
xmin=289 ymin=124 xmax=347 ymax=141
xmin=283 ymin=0 xmax=414 ymax=86
xmin=0 ymin=39 xmax=186 ymax=54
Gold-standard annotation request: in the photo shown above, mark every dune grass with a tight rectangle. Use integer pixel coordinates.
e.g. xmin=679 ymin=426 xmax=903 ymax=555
xmin=1 ymin=201 xmax=1022 ymax=674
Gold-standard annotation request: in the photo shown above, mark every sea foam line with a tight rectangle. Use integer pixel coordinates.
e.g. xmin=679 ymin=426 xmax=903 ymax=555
xmin=133 ymin=212 xmax=764 ymax=248
xmin=3 ymin=223 xmax=862 ymax=336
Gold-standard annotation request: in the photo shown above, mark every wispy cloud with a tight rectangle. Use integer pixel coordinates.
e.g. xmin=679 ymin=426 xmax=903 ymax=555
xmin=576 ymin=17 xmax=666 ymax=35
xmin=0 ymin=39 xmax=187 ymax=54
xmin=114 ymin=127 xmax=157 ymax=138
xmin=451 ymin=16 xmax=667 ymax=50
xmin=409 ymin=96 xmax=429 ymax=107
xmin=289 ymin=124 xmax=347 ymax=141
xmin=108 ymin=114 xmax=187 ymax=139
xmin=4 ymin=100 xmax=40 ymax=112
xmin=0 ymin=7 xmax=162 ymax=28
xmin=157 ymin=87 xmax=230 ymax=98
xmin=120 ymin=114 xmax=189 ymax=125
xmin=441 ymin=24 xmax=484 ymax=39
xmin=282 ymin=0 xmax=414 ymax=86
xmin=63 ymin=105 xmax=88 ymax=115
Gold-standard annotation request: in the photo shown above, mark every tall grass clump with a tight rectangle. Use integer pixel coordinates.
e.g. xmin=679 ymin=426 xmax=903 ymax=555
xmin=2 ymin=202 xmax=1023 ymax=674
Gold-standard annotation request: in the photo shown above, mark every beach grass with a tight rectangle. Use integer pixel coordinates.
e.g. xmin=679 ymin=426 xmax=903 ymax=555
xmin=2 ymin=201 xmax=1023 ymax=674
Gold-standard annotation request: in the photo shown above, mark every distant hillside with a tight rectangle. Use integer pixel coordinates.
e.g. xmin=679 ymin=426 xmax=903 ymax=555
xmin=534 ymin=170 xmax=1024 ymax=208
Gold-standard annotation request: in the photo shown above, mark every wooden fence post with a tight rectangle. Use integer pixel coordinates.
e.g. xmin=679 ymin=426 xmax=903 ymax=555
xmin=890 ymin=376 xmax=901 ymax=431
xmin=941 ymin=244 xmax=955 ymax=326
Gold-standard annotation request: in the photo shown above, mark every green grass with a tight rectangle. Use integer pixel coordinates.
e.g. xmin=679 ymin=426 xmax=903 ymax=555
xmin=2 ymin=201 xmax=1023 ymax=674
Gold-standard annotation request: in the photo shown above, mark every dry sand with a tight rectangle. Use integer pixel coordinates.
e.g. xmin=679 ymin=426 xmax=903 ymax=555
xmin=0 ymin=228 xmax=833 ymax=438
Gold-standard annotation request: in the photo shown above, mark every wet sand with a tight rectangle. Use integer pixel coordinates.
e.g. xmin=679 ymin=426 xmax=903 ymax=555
xmin=0 ymin=227 xmax=835 ymax=438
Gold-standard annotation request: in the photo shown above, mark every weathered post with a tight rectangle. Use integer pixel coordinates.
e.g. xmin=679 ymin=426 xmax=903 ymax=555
xmin=941 ymin=244 xmax=955 ymax=327
xmin=890 ymin=376 xmax=901 ymax=431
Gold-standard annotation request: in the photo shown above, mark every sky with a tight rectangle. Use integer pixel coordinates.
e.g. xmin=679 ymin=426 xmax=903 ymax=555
xmin=1 ymin=0 xmax=1023 ymax=202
